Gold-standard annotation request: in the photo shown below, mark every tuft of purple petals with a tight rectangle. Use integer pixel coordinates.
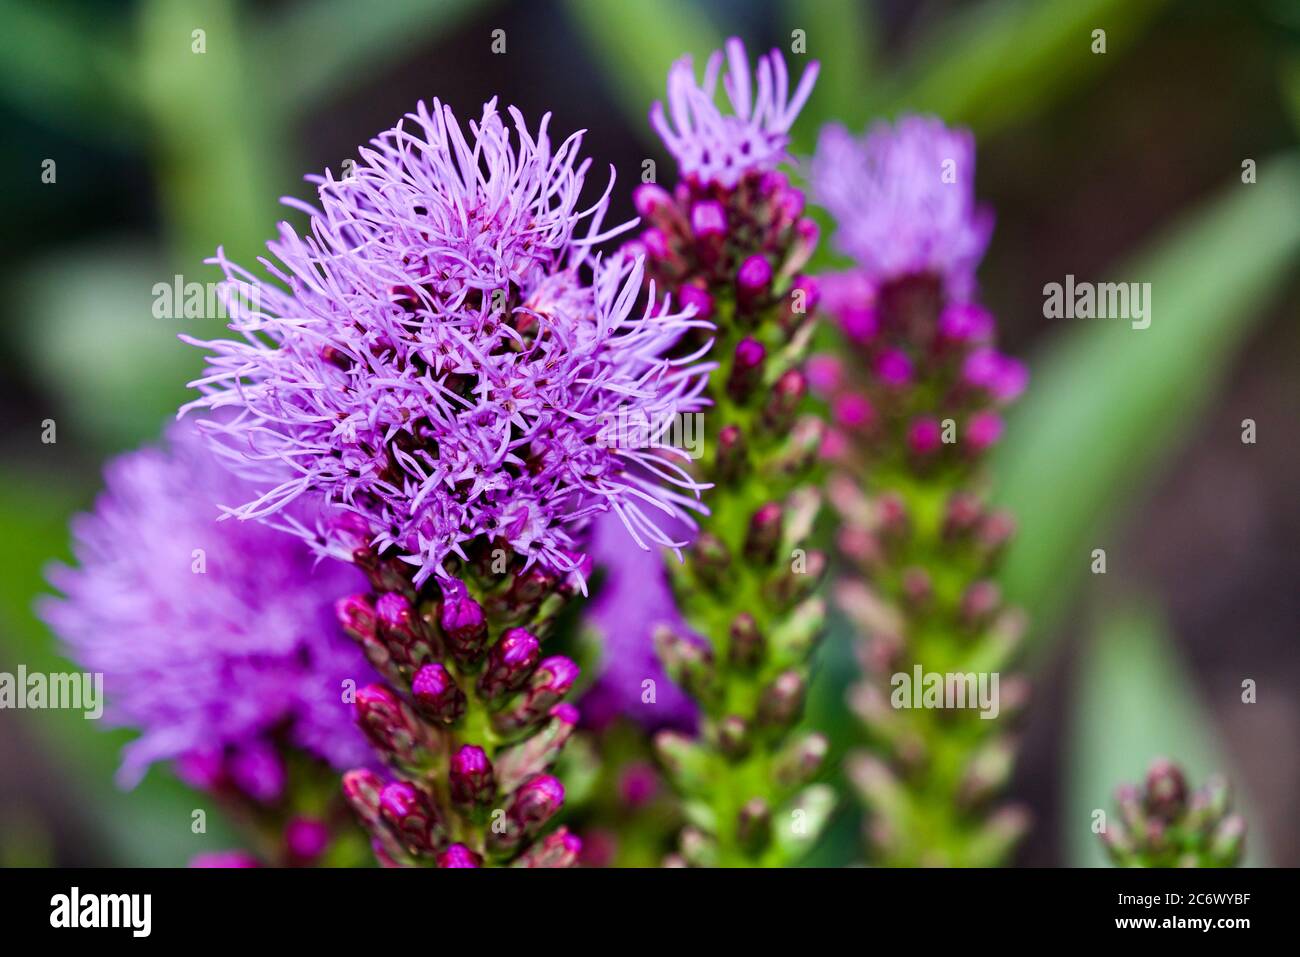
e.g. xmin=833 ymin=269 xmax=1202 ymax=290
xmin=812 ymin=116 xmax=994 ymax=300
xmin=183 ymin=99 xmax=712 ymax=586
xmin=651 ymin=38 xmax=819 ymax=188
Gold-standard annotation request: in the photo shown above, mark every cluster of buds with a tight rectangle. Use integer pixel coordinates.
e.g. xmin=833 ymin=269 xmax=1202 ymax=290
xmin=338 ymin=537 xmax=584 ymax=867
xmin=1101 ymin=759 xmax=1245 ymax=868
xmin=810 ymin=117 xmax=1030 ymax=866
xmin=811 ymin=278 xmax=1025 ymax=468
xmin=630 ymin=39 xmax=833 ymax=866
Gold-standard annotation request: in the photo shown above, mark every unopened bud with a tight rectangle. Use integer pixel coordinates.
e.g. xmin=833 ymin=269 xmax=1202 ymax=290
xmin=354 ymin=684 xmax=433 ymax=769
xmin=728 ymin=612 xmax=764 ymax=668
xmin=727 ymin=337 xmax=767 ymax=402
xmin=410 ymin=662 xmax=466 ymax=725
xmin=478 ymin=628 xmax=541 ymax=699
xmin=436 ymin=844 xmax=483 ymax=868
xmin=744 ymin=502 xmax=783 ymax=565
xmin=379 ymin=781 xmax=443 ymax=855
xmin=449 ymin=744 xmax=496 ymax=810
xmin=758 ymin=670 xmax=806 ymax=728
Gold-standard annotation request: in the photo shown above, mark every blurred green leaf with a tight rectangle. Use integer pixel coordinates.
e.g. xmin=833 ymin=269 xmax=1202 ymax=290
xmin=882 ymin=0 xmax=1168 ymax=135
xmin=563 ymin=0 xmax=723 ymax=145
xmin=782 ymin=0 xmax=878 ymax=148
xmin=137 ymin=0 xmax=289 ymax=268
xmin=0 ymin=0 xmax=139 ymax=143
xmin=995 ymin=153 xmax=1300 ymax=637
xmin=1067 ymin=601 xmax=1265 ymax=866
xmin=10 ymin=244 xmax=196 ymax=453
xmin=259 ymin=0 xmax=489 ymax=114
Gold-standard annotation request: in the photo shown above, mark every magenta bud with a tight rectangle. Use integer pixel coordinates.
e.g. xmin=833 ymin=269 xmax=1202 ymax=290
xmin=833 ymin=393 xmax=874 ymax=432
xmin=876 ymin=348 xmax=914 ymax=388
xmin=341 ymin=768 xmax=386 ymax=826
xmin=907 ymin=416 xmax=943 ymax=456
xmin=736 ymin=255 xmax=773 ymax=311
xmin=715 ymin=424 xmax=748 ymax=483
xmin=632 ymin=182 xmax=673 ymax=219
xmin=379 ymin=781 xmax=443 ymax=855
xmin=513 ymin=826 xmax=582 ymax=868
xmin=227 ymin=741 xmax=285 ymax=805
xmin=966 ymin=411 xmax=1003 ymax=452
xmin=510 ymin=774 xmax=566 ymax=833
xmin=690 ymin=199 xmax=727 ymax=237
xmin=727 ymin=337 xmax=767 ymax=402
xmin=285 ymin=816 xmax=331 ymax=863
xmin=449 ymin=744 xmax=497 ymax=809
xmin=758 ymin=670 xmax=807 ymax=728
xmin=937 ymin=302 xmax=995 ymax=344
xmin=678 ymin=283 xmax=714 ymax=321
xmin=960 ymin=580 xmax=1001 ymax=626
xmin=439 ymin=581 xmax=488 ymax=663
xmin=410 ymin=662 xmax=467 ymax=724
xmin=336 ymin=594 xmax=377 ymax=642
xmin=728 ymin=612 xmax=764 ymax=668
xmin=494 ymin=657 xmax=579 ymax=733
xmin=744 ymin=502 xmax=784 ymax=565
xmin=478 ymin=628 xmax=541 ymax=699
xmin=691 ymin=199 xmax=727 ymax=268
xmin=354 ymin=684 xmax=430 ymax=767
xmin=763 ymin=367 xmax=806 ymax=431
xmin=1145 ymin=758 xmax=1188 ymax=820
xmin=436 ymin=844 xmax=483 ymax=868
xmin=642 ymin=226 xmax=672 ymax=262
xmin=963 ymin=348 xmax=1028 ymax=403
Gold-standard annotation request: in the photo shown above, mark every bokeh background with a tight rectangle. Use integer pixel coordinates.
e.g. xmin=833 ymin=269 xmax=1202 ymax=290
xmin=0 ymin=0 xmax=1296 ymax=866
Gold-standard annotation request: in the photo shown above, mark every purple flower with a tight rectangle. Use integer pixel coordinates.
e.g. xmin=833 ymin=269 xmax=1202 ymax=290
xmin=581 ymin=512 xmax=697 ymax=730
xmin=39 ymin=417 xmax=375 ymax=787
xmin=651 ymin=38 xmax=819 ymax=188
xmin=812 ymin=116 xmax=994 ymax=299
xmin=183 ymin=99 xmax=711 ymax=587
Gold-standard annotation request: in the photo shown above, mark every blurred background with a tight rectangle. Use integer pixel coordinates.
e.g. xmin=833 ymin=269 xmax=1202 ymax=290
xmin=0 ymin=0 xmax=1296 ymax=866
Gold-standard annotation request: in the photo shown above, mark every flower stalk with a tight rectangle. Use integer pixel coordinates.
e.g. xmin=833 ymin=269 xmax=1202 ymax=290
xmin=634 ymin=39 xmax=833 ymax=866
xmin=810 ymin=117 xmax=1030 ymax=865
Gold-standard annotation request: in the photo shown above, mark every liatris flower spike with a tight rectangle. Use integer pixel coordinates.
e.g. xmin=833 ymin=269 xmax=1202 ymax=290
xmin=811 ymin=116 xmax=1030 ymax=866
xmin=632 ymin=38 xmax=833 ymax=866
xmin=185 ymin=97 xmax=711 ymax=866
xmin=40 ymin=417 xmax=376 ymax=866
xmin=1100 ymin=759 xmax=1245 ymax=867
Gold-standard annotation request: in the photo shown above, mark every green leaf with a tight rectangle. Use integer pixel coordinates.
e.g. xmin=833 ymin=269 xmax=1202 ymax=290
xmin=136 ymin=0 xmax=291 ymax=267
xmin=258 ymin=0 xmax=490 ymax=114
xmin=9 ymin=244 xmax=198 ymax=453
xmin=781 ymin=0 xmax=878 ymax=149
xmin=563 ymin=0 xmax=723 ymax=145
xmin=994 ymin=153 xmax=1300 ymax=637
xmin=0 ymin=0 xmax=139 ymax=143
xmin=1066 ymin=601 xmax=1265 ymax=866
xmin=881 ymin=0 xmax=1168 ymax=136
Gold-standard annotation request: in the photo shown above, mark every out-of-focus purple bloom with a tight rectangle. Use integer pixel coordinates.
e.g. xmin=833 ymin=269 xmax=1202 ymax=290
xmin=39 ymin=418 xmax=375 ymax=787
xmin=812 ymin=116 xmax=994 ymax=300
xmin=183 ymin=98 xmax=712 ymax=587
xmin=651 ymin=38 xmax=819 ymax=188
xmin=581 ymin=512 xmax=697 ymax=730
